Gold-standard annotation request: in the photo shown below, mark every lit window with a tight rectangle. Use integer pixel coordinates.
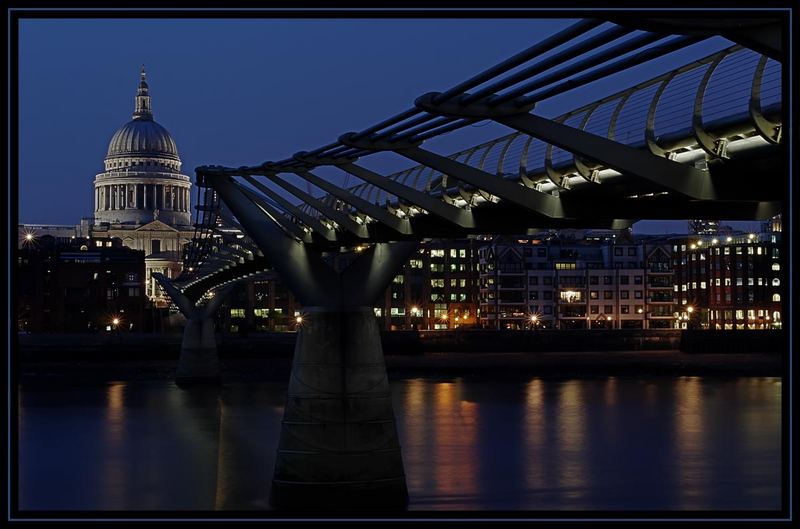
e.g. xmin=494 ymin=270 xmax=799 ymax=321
xmin=772 ymin=294 xmax=781 ymax=302
xmin=772 ymin=278 xmax=780 ymax=286
xmin=772 ymin=263 xmax=780 ymax=271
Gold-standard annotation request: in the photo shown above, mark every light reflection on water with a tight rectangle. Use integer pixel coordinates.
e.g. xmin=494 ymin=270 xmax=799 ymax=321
xmin=18 ymin=376 xmax=781 ymax=511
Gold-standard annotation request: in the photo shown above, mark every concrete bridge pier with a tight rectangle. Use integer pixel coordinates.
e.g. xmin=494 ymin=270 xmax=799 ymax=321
xmin=177 ymin=314 xmax=222 ymax=384
xmin=270 ymin=306 xmax=408 ymax=509
xmin=154 ymin=273 xmax=234 ymax=385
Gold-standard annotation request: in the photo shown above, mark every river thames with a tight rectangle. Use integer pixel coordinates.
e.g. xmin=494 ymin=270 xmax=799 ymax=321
xmin=18 ymin=376 xmax=781 ymax=512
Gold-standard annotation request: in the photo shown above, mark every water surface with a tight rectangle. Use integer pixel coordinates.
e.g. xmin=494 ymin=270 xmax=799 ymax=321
xmin=18 ymin=376 xmax=782 ymax=511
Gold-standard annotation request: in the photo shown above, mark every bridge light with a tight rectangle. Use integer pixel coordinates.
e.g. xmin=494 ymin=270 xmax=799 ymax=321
xmin=687 ymin=306 xmax=694 ymax=314
xmin=711 ymin=238 xmax=718 ymax=244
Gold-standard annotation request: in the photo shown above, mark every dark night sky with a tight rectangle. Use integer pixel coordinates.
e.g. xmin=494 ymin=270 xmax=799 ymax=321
xmin=18 ymin=17 xmax=762 ymax=234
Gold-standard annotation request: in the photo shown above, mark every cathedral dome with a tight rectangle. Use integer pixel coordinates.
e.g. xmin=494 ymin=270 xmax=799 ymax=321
xmin=106 ymin=119 xmax=179 ymax=160
xmin=105 ymin=66 xmax=180 ymax=161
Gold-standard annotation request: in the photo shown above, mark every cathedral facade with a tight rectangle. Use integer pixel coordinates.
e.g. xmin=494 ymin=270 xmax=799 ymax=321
xmin=89 ymin=67 xmax=195 ymax=307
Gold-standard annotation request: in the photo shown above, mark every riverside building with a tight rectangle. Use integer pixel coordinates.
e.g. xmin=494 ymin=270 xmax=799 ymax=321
xmin=671 ymin=217 xmax=783 ymax=329
xmin=478 ymin=231 xmax=676 ymax=330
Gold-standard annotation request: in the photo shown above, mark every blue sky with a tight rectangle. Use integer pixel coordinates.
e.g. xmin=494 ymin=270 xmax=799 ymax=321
xmin=17 ymin=17 xmax=762 ymax=234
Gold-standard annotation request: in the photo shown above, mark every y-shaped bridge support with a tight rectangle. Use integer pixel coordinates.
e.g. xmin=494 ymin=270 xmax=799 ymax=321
xmin=207 ymin=171 xmax=417 ymax=509
xmin=154 ymin=273 xmax=235 ymax=385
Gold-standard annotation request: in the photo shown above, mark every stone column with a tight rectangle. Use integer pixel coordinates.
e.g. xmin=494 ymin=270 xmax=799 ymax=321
xmin=104 ymin=185 xmax=110 ymax=210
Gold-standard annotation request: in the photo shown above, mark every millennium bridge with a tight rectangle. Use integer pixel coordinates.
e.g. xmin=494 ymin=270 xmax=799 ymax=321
xmin=152 ymin=18 xmax=784 ymax=509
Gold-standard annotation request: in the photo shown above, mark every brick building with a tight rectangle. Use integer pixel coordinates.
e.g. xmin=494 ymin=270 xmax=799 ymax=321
xmin=17 ymin=235 xmax=146 ymax=332
xmin=671 ymin=231 xmax=782 ymax=329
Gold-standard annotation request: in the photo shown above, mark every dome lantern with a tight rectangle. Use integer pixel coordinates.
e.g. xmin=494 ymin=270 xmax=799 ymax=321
xmin=133 ymin=65 xmax=153 ymax=121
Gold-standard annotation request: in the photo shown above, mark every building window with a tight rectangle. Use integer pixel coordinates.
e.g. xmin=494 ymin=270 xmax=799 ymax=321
xmin=634 ymin=276 xmax=643 ymax=285
xmin=543 ymin=277 xmax=553 ymax=286
xmin=589 ymin=290 xmax=599 ymax=299
xmin=230 ymin=308 xmax=245 ymax=318
xmin=603 ymin=291 xmax=613 ymax=299
xmin=590 ymin=276 xmax=599 ymax=285
xmin=590 ymin=305 xmax=599 ymax=314
xmin=604 ymin=305 xmax=613 ymax=314
xmin=560 ymin=290 xmax=582 ymax=303
xmin=620 ymin=275 xmax=629 ymax=285
xmin=430 ymin=249 xmax=445 ymax=258
xmin=772 ymin=263 xmax=780 ymax=271
xmin=603 ymin=276 xmax=613 ymax=285
xmin=634 ymin=291 xmax=643 ymax=299
xmin=459 ymin=249 xmax=467 ymax=258
xmin=614 ymin=247 xmax=623 ymax=256
xmin=620 ymin=291 xmax=629 ymax=299
xmin=529 ymin=291 xmax=539 ymax=300
xmin=151 ymin=239 xmax=161 ymax=254
xmin=621 ymin=305 xmax=630 ymax=314
xmin=126 ymin=273 xmax=138 ymax=281
xmin=772 ymin=278 xmax=780 ymax=286
xmin=543 ymin=306 xmax=552 ymax=314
